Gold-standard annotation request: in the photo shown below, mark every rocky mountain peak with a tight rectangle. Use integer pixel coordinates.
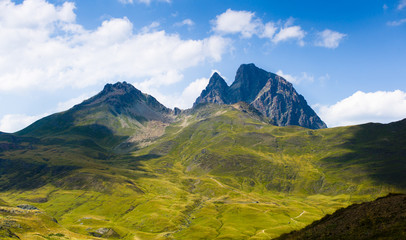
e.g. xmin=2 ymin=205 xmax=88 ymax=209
xmin=102 ymin=81 xmax=136 ymax=94
xmin=207 ymin=72 xmax=228 ymax=88
xmin=194 ymin=64 xmax=327 ymax=129
xmin=228 ymin=63 xmax=275 ymax=103
xmin=193 ymin=72 xmax=230 ymax=107
xmin=251 ymin=76 xmax=327 ymax=129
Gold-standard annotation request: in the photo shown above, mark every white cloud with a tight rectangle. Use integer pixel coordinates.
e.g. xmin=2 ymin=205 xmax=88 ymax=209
xmin=118 ymin=0 xmax=133 ymax=3
xmin=398 ymin=0 xmax=406 ymax=10
xmin=134 ymin=70 xmax=225 ymax=109
xmin=0 ymin=0 xmax=230 ymax=92
xmin=212 ymin=9 xmax=306 ymax=46
xmin=174 ymin=19 xmax=194 ymax=27
xmin=276 ymin=70 xmax=314 ymax=85
xmin=212 ymin=9 xmax=262 ymax=38
xmin=56 ymin=92 xmax=97 ymax=111
xmin=260 ymin=22 xmax=277 ymax=39
xmin=272 ymin=25 xmax=306 ymax=46
xmin=315 ymin=29 xmax=346 ymax=49
xmin=276 ymin=70 xmax=297 ymax=84
xmin=316 ymin=90 xmax=406 ymax=127
xmin=387 ymin=18 xmax=406 ymax=26
xmin=0 ymin=113 xmax=49 ymax=133
xmin=180 ymin=77 xmax=210 ymax=105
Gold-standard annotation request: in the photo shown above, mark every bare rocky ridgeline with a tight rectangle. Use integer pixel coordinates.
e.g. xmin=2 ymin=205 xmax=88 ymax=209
xmin=194 ymin=63 xmax=327 ymax=129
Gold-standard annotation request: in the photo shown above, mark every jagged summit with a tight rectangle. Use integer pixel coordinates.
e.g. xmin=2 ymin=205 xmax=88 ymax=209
xmin=193 ymin=72 xmax=229 ymax=107
xmin=193 ymin=64 xmax=327 ymax=129
xmin=228 ymin=63 xmax=275 ymax=103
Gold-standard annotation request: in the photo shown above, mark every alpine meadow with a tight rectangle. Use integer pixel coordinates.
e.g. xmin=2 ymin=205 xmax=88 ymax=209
xmin=1 ymin=0 xmax=406 ymax=240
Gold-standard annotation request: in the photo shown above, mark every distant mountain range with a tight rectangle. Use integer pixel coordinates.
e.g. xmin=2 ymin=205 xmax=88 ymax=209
xmin=194 ymin=63 xmax=327 ymax=129
xmin=0 ymin=63 xmax=405 ymax=239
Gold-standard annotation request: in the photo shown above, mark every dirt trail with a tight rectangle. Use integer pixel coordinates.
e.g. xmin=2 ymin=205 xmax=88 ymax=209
xmin=290 ymin=210 xmax=306 ymax=223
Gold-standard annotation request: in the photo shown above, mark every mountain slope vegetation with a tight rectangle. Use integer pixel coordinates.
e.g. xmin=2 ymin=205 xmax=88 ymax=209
xmin=0 ymin=81 xmax=405 ymax=239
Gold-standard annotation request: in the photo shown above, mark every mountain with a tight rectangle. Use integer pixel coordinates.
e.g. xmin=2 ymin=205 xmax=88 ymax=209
xmin=228 ymin=63 xmax=275 ymax=103
xmin=193 ymin=72 xmax=229 ymax=107
xmin=194 ymin=63 xmax=327 ymax=129
xmin=251 ymin=75 xmax=326 ymax=129
xmin=277 ymin=193 xmax=406 ymax=240
xmin=0 ymin=81 xmax=405 ymax=239
xmin=17 ymin=81 xmax=174 ymax=150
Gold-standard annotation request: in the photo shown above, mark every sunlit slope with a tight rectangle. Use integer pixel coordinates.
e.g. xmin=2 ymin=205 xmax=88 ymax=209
xmin=0 ymin=103 xmax=405 ymax=239
xmin=141 ymin=103 xmax=406 ymax=195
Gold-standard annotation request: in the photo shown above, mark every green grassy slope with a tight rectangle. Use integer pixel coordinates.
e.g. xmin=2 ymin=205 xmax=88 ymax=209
xmin=0 ymin=103 xmax=405 ymax=239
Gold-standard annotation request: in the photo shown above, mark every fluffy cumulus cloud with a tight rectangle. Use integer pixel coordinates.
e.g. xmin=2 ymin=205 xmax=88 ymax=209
xmin=212 ymin=9 xmax=262 ymax=38
xmin=134 ymin=70 xmax=226 ymax=109
xmin=212 ymin=9 xmax=347 ymax=48
xmin=315 ymin=29 xmax=346 ymax=49
xmin=213 ymin=9 xmax=335 ymax=47
xmin=0 ymin=0 xmax=230 ymax=92
xmin=272 ymin=25 xmax=306 ymax=46
xmin=212 ymin=9 xmax=300 ymax=42
xmin=316 ymin=90 xmax=406 ymax=127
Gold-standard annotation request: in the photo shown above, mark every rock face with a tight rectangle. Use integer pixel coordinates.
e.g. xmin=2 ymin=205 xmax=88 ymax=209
xmin=251 ymin=76 xmax=327 ymax=129
xmin=194 ymin=72 xmax=230 ymax=107
xmin=16 ymin=204 xmax=39 ymax=210
xmin=88 ymin=227 xmax=120 ymax=238
xmin=193 ymin=64 xmax=327 ymax=129
xmin=228 ymin=63 xmax=275 ymax=103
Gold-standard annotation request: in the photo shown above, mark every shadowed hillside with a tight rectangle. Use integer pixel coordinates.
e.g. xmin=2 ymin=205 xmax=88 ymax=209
xmin=277 ymin=193 xmax=406 ymax=240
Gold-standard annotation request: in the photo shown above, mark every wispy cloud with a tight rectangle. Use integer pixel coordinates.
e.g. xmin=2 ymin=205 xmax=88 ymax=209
xmin=315 ymin=29 xmax=347 ymax=49
xmin=387 ymin=18 xmax=406 ymax=26
xmin=174 ymin=19 xmax=195 ymax=27
xmin=398 ymin=0 xmax=406 ymax=10
xmin=276 ymin=70 xmax=314 ymax=85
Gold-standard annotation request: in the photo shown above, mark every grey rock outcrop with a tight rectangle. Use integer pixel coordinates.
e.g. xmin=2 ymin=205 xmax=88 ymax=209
xmin=193 ymin=63 xmax=327 ymax=129
xmin=194 ymin=72 xmax=230 ymax=107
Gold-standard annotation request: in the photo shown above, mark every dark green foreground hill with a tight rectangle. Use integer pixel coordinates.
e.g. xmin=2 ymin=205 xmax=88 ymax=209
xmin=0 ymin=81 xmax=405 ymax=239
xmin=277 ymin=193 xmax=406 ymax=240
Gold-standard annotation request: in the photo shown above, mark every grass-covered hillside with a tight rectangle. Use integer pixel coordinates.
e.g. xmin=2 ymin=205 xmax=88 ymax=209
xmin=276 ymin=193 xmax=406 ymax=240
xmin=0 ymin=101 xmax=405 ymax=239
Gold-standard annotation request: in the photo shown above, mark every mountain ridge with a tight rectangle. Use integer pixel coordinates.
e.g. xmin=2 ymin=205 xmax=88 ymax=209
xmin=194 ymin=63 xmax=327 ymax=129
xmin=0 ymin=66 xmax=405 ymax=239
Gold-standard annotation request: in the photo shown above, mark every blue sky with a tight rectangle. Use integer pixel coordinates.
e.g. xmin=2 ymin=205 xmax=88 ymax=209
xmin=0 ymin=0 xmax=405 ymax=132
